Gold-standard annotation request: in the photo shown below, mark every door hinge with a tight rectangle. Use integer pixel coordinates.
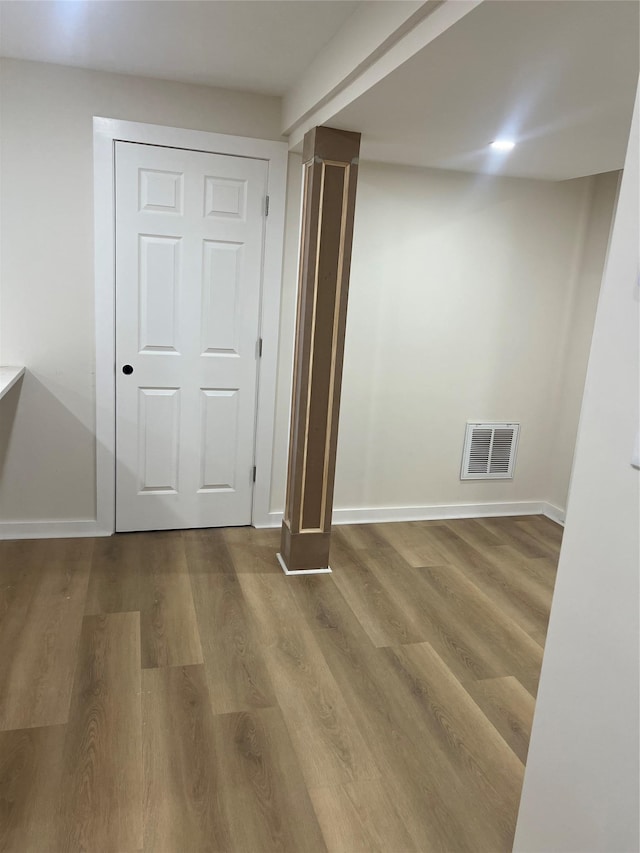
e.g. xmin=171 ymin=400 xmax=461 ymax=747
xmin=264 ymin=195 xmax=270 ymax=217
xmin=257 ymin=337 xmax=263 ymax=358
xmin=252 ymin=466 xmax=257 ymax=483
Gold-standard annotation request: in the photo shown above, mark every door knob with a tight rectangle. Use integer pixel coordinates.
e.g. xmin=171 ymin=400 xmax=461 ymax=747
xmin=122 ymin=364 xmax=134 ymax=375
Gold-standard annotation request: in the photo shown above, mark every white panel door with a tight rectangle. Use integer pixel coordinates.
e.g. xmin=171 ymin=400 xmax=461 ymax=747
xmin=115 ymin=141 xmax=267 ymax=532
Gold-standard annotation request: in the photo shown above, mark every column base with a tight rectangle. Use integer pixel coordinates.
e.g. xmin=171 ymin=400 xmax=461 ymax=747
xmin=279 ymin=523 xmax=333 ymax=573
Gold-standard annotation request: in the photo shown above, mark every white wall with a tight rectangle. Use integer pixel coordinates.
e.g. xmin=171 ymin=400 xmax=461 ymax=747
xmin=514 ymin=85 xmax=639 ymax=853
xmin=545 ymin=170 xmax=620 ymax=510
xmin=270 ymin=162 xmax=617 ymax=516
xmin=0 ymin=57 xmax=617 ymax=530
xmin=0 ymin=58 xmax=282 ymax=522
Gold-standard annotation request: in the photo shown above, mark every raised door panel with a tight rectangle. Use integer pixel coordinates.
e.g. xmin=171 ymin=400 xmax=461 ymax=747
xmin=204 ymin=176 xmax=247 ymax=219
xmin=139 ymin=169 xmax=184 ymax=214
xmin=201 ymin=241 xmax=242 ymax=357
xmin=138 ymin=235 xmax=182 ymax=354
xmin=199 ymin=389 xmax=240 ymax=492
xmin=138 ymin=388 xmax=180 ymax=494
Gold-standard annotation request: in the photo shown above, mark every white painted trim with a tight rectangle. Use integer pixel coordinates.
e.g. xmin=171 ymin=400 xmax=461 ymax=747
xmin=0 ymin=520 xmax=110 ymax=541
xmin=276 ymin=553 xmax=332 ymax=575
xmin=93 ymin=117 xmax=288 ymax=535
xmin=542 ymin=502 xmax=566 ymax=527
xmin=0 ymin=500 xmax=564 ymax=541
xmin=252 ymin=144 xmax=289 ymax=532
xmin=258 ymin=501 xmax=565 ymax=529
xmin=94 ymin=122 xmax=117 ymax=537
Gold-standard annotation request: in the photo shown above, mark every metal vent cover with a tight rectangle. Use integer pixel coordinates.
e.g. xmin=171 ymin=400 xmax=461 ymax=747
xmin=461 ymin=422 xmax=520 ymax=480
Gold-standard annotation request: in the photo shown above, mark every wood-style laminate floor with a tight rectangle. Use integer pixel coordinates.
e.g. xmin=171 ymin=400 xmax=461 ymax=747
xmin=0 ymin=515 xmax=561 ymax=852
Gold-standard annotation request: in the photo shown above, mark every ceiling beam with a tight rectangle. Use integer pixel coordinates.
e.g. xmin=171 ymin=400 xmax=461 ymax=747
xmin=283 ymin=0 xmax=483 ymax=150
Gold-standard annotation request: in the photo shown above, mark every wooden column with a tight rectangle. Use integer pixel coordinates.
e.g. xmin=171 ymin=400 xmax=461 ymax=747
xmin=278 ymin=126 xmax=361 ymax=574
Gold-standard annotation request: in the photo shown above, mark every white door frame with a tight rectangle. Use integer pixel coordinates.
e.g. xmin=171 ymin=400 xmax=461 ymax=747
xmin=94 ymin=117 xmax=288 ymax=534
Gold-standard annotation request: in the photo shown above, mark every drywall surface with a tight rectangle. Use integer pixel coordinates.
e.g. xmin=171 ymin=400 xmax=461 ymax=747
xmin=514 ymin=86 xmax=639 ymax=853
xmin=270 ymin=161 xmax=614 ymax=514
xmin=0 ymin=58 xmax=281 ymax=522
xmin=545 ymin=170 xmax=620 ymax=511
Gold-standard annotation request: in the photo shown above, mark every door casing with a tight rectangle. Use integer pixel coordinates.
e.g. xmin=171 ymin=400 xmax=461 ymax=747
xmin=94 ymin=117 xmax=288 ymax=534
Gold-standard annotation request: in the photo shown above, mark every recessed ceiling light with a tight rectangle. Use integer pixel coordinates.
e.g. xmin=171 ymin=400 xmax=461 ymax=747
xmin=490 ymin=139 xmax=516 ymax=151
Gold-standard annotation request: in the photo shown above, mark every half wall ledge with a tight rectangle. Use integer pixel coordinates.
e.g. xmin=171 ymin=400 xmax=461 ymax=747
xmin=0 ymin=366 xmax=26 ymax=401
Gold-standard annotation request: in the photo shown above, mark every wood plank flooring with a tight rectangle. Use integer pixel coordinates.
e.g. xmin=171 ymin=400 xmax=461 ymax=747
xmin=0 ymin=516 xmax=560 ymax=852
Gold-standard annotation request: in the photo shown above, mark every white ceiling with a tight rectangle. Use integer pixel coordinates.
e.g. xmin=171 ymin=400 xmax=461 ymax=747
xmin=329 ymin=0 xmax=639 ymax=180
xmin=0 ymin=1 xmax=637 ymax=180
xmin=0 ymin=0 xmax=360 ymax=96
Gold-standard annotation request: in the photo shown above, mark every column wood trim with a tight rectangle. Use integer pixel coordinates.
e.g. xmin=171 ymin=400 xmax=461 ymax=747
xmin=280 ymin=126 xmax=361 ymax=573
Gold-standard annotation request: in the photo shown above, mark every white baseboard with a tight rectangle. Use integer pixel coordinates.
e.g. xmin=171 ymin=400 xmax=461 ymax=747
xmin=0 ymin=519 xmax=111 ymax=540
xmin=0 ymin=502 xmax=565 ymax=541
xmin=541 ymin=502 xmax=566 ymax=526
xmin=256 ymin=501 xmax=566 ymax=529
